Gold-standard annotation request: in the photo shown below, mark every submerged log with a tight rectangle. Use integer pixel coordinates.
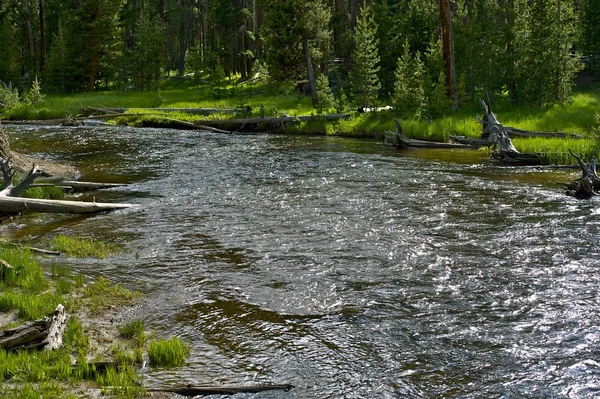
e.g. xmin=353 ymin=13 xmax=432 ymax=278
xmin=148 ymin=383 xmax=295 ymax=396
xmin=386 ymin=120 xmax=480 ymax=149
xmin=0 ymin=304 xmax=67 ymax=350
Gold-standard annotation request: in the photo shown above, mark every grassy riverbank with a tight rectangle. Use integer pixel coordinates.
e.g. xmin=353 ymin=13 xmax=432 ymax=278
xmin=0 ymin=236 xmax=188 ymax=399
xmin=2 ymin=77 xmax=600 ymax=164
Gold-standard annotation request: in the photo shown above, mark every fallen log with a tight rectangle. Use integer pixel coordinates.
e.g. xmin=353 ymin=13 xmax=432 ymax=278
xmin=148 ymin=383 xmax=295 ymax=396
xmin=0 ymin=156 xmax=135 ymax=215
xmin=504 ymin=127 xmax=585 ymax=139
xmin=0 ymin=304 xmax=67 ymax=350
xmin=386 ymin=120 xmax=480 ymax=149
xmin=59 ymin=181 xmax=128 ymax=191
xmin=86 ymin=107 xmax=238 ymax=115
xmin=0 ymin=196 xmax=134 ymax=214
xmin=196 ymin=113 xmax=351 ymax=132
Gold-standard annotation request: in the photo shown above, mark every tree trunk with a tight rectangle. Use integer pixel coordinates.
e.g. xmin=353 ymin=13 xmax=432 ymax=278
xmin=0 ymin=304 xmax=67 ymax=350
xmin=88 ymin=7 xmax=101 ymax=92
xmin=439 ymin=0 xmax=456 ymax=104
xmin=302 ymin=36 xmax=318 ymax=107
xmin=39 ymin=0 xmax=45 ymax=71
xmin=23 ymin=0 xmax=35 ymax=58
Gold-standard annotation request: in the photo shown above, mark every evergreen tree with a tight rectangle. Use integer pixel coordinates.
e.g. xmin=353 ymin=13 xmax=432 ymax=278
xmin=131 ymin=12 xmax=165 ymax=91
xmin=24 ymin=76 xmax=46 ymax=106
xmin=43 ymin=21 xmax=70 ymax=93
xmin=0 ymin=7 xmax=21 ymax=87
xmin=580 ymin=0 xmax=600 ymax=77
xmin=512 ymin=0 xmax=581 ymax=105
xmin=393 ymin=40 xmax=426 ymax=117
xmin=315 ymin=74 xmax=335 ymax=114
xmin=349 ymin=2 xmax=381 ymax=108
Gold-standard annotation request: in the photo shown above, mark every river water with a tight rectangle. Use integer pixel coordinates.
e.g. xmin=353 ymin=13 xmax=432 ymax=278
xmin=4 ymin=125 xmax=600 ymax=398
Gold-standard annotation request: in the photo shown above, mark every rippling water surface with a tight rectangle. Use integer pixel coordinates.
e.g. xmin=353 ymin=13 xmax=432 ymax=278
xmin=5 ymin=125 xmax=600 ymax=398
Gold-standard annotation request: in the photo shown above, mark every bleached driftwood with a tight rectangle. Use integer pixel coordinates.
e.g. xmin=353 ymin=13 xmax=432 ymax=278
xmin=0 ymin=304 xmax=67 ymax=350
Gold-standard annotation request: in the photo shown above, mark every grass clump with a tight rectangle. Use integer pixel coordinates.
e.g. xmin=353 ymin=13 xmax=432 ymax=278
xmin=148 ymin=336 xmax=189 ymax=367
xmin=51 ymin=235 xmax=121 ymax=258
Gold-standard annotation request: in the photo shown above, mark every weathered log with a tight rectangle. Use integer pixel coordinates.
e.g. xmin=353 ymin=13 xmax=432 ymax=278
xmin=148 ymin=383 xmax=295 ymax=396
xmin=0 ymin=304 xmax=67 ymax=350
xmin=0 ymin=196 xmax=134 ymax=214
xmin=86 ymin=106 xmax=238 ymax=115
xmin=196 ymin=113 xmax=352 ymax=132
xmin=564 ymin=150 xmax=600 ymax=198
xmin=386 ymin=120 xmax=480 ymax=149
xmin=478 ymin=99 xmax=543 ymax=165
xmin=504 ymin=127 xmax=584 ymax=139
xmin=0 ymin=241 xmax=61 ymax=256
xmin=0 ymin=158 xmax=134 ymax=214
xmin=59 ymin=181 xmax=127 ymax=191
xmin=0 ymin=258 xmax=13 ymax=279
xmin=163 ymin=118 xmax=233 ymax=134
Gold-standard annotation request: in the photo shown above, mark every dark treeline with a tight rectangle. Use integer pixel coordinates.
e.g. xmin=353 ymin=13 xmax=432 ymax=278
xmin=1 ymin=0 xmax=600 ymax=111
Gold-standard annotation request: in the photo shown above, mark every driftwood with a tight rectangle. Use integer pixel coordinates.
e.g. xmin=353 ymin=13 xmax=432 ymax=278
xmin=504 ymin=126 xmax=584 ymax=139
xmin=0 ymin=304 xmax=67 ymax=350
xmin=476 ymin=99 xmax=543 ymax=165
xmin=564 ymin=150 xmax=600 ymax=198
xmin=148 ymin=383 xmax=295 ymax=396
xmin=86 ymin=106 xmax=238 ymax=115
xmin=197 ymin=113 xmax=351 ymax=132
xmin=386 ymin=120 xmax=480 ymax=149
xmin=0 ymin=160 xmax=134 ymax=215
xmin=0 ymin=240 xmax=61 ymax=255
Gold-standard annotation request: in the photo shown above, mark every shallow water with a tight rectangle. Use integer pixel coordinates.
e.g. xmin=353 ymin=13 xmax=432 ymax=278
xmin=4 ymin=125 xmax=600 ymax=398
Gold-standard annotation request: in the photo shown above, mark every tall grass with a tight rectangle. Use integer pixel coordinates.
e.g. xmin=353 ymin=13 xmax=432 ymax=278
xmin=51 ymin=235 xmax=121 ymax=258
xmin=147 ymin=336 xmax=190 ymax=367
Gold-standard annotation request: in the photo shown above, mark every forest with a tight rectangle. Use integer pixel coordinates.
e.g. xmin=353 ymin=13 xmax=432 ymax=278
xmin=0 ymin=0 xmax=599 ymax=117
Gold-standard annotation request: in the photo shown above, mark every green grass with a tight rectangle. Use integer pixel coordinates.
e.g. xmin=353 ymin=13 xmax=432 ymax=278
xmin=51 ymin=235 xmax=122 ymax=258
xmin=147 ymin=336 xmax=190 ymax=367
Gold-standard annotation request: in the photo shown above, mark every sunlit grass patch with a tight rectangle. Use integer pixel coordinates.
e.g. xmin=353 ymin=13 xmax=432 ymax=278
xmin=0 ymin=247 xmax=46 ymax=293
xmin=147 ymin=336 xmax=189 ymax=367
xmin=119 ymin=320 xmax=146 ymax=350
xmin=98 ymin=364 xmax=145 ymax=399
xmin=51 ymin=235 xmax=121 ymax=258
xmin=81 ymin=276 xmax=141 ymax=313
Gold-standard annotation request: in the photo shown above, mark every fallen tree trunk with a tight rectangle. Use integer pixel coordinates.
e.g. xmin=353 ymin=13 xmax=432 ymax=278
xmin=0 ymin=304 xmax=67 ymax=350
xmin=0 ymin=156 xmax=134 ymax=215
xmin=86 ymin=106 xmax=238 ymax=115
xmin=386 ymin=120 xmax=480 ymax=149
xmin=148 ymin=383 xmax=295 ymax=396
xmin=0 ymin=196 xmax=133 ymax=214
xmin=196 ymin=113 xmax=352 ymax=132
xmin=504 ymin=127 xmax=584 ymax=139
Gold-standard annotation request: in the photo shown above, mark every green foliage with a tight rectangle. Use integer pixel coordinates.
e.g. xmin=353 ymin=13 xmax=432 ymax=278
xmin=315 ymin=74 xmax=335 ymax=114
xmin=63 ymin=317 xmax=90 ymax=354
xmin=24 ymin=76 xmax=46 ymax=106
xmin=427 ymin=71 xmax=453 ymax=119
xmin=0 ymin=247 xmax=45 ymax=293
xmin=0 ymin=83 xmax=20 ymax=113
xmin=393 ymin=41 xmax=426 ymax=118
xmin=119 ymin=320 xmax=146 ymax=349
xmin=148 ymin=336 xmax=190 ymax=367
xmin=51 ymin=235 xmax=121 ymax=258
xmin=44 ymin=22 xmax=70 ymax=93
xmin=580 ymin=0 xmax=600 ymax=77
xmin=512 ymin=0 xmax=582 ymax=105
xmin=98 ymin=365 xmax=145 ymax=399
xmin=350 ymin=2 xmax=381 ymax=108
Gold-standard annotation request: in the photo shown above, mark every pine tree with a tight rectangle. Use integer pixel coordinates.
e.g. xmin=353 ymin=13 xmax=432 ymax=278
xmin=43 ymin=22 xmax=70 ymax=93
xmin=393 ymin=40 xmax=426 ymax=117
xmin=315 ymin=74 xmax=335 ymax=114
xmin=512 ymin=0 xmax=581 ymax=105
xmin=580 ymin=0 xmax=600 ymax=76
xmin=24 ymin=76 xmax=46 ymax=106
xmin=350 ymin=2 xmax=381 ymax=108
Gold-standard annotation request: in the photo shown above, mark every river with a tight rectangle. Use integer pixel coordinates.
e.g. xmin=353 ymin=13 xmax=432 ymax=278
xmin=4 ymin=124 xmax=600 ymax=398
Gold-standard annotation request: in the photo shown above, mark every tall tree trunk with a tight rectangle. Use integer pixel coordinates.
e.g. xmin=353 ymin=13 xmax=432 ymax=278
xmin=439 ymin=0 xmax=456 ymax=105
xmin=178 ymin=0 xmax=193 ymax=76
xmin=88 ymin=7 xmax=100 ymax=92
xmin=302 ymin=36 xmax=318 ymax=107
xmin=23 ymin=0 xmax=35 ymax=59
xmin=350 ymin=0 xmax=357 ymax=31
xmin=39 ymin=0 xmax=45 ymax=71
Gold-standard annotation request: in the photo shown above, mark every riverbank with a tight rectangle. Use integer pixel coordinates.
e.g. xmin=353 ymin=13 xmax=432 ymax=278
xmin=2 ymin=78 xmax=599 ymax=164
xmin=0 ymin=233 xmax=187 ymax=398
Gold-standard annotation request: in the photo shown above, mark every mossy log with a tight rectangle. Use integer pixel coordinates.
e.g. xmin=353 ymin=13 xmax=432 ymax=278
xmin=196 ymin=113 xmax=352 ymax=132
xmin=0 ymin=304 xmax=67 ymax=350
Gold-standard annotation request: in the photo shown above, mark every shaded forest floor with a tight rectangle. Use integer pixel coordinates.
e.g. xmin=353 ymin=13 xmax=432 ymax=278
xmin=3 ymin=77 xmax=600 ymax=164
